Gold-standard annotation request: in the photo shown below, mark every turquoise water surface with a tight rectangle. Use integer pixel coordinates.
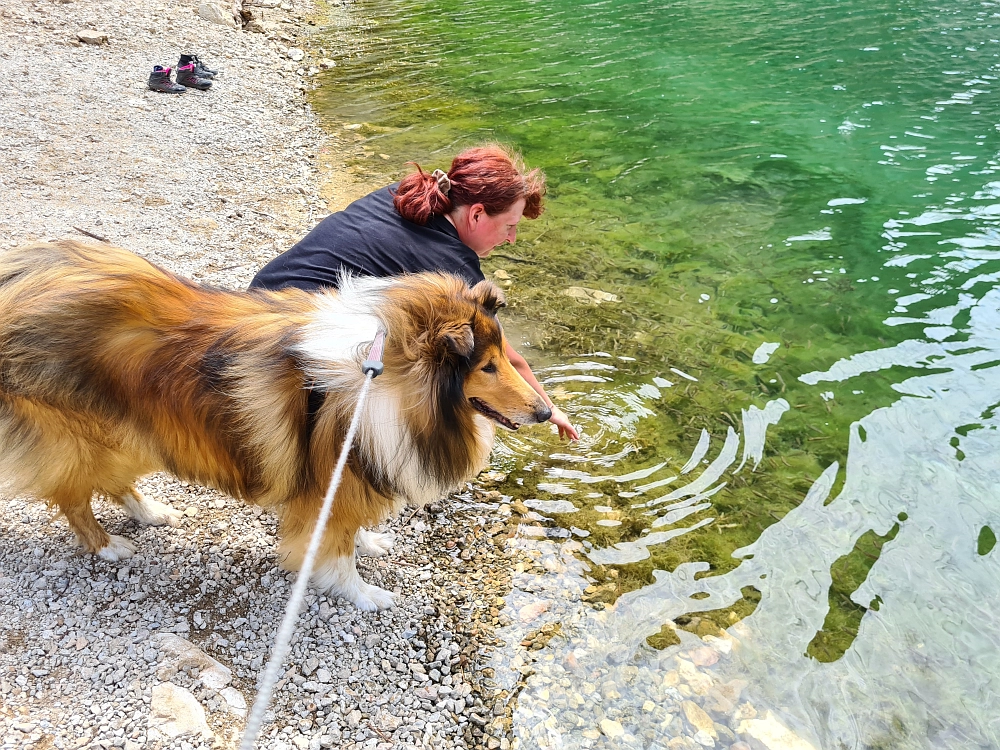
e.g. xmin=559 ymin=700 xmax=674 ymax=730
xmin=314 ymin=0 xmax=1000 ymax=747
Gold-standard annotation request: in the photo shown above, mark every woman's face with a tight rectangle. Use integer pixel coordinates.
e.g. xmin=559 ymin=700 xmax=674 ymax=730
xmin=454 ymin=199 xmax=527 ymax=258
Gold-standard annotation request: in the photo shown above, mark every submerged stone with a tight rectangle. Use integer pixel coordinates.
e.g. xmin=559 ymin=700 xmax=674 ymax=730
xmin=599 ymin=718 xmax=624 ymax=738
xmin=563 ymin=286 xmax=620 ymax=304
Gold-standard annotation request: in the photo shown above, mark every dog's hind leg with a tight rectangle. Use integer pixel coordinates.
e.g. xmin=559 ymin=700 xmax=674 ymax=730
xmin=116 ymin=486 xmax=182 ymax=528
xmin=355 ymin=527 xmax=394 ymax=557
xmin=56 ymin=491 xmax=136 ymax=561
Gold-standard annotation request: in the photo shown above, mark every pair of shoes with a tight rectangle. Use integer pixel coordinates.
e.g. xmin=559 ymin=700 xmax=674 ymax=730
xmin=147 ymin=54 xmax=217 ymax=93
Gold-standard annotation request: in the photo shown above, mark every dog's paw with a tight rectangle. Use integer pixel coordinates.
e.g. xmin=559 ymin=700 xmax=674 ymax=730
xmin=312 ymin=556 xmax=396 ymax=610
xmin=122 ymin=492 xmax=182 ymax=527
xmin=97 ymin=535 xmax=137 ymax=561
xmin=351 ymin=583 xmax=396 ymax=611
xmin=141 ymin=498 xmax=183 ymax=527
xmin=355 ymin=529 xmax=394 ymax=557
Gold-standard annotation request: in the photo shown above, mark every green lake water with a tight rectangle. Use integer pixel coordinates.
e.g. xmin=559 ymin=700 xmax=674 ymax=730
xmin=314 ymin=0 xmax=1000 ymax=747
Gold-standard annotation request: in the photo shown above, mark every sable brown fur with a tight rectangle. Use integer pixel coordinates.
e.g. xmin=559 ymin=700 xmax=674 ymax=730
xmin=0 ymin=240 xmax=550 ymax=610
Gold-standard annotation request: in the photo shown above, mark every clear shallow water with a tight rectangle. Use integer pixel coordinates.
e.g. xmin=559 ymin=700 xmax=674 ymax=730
xmin=314 ymin=0 xmax=1000 ymax=747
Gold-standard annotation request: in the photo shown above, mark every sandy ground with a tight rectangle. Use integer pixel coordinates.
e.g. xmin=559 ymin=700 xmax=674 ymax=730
xmin=0 ymin=2 xmax=517 ymax=749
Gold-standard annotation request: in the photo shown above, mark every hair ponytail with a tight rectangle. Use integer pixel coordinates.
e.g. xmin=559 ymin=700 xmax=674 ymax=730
xmin=393 ymin=144 xmax=546 ymax=225
xmin=392 ymin=164 xmax=453 ymax=226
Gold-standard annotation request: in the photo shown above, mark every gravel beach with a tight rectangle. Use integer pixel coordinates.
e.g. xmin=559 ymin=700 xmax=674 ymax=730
xmin=0 ymin=2 xmax=519 ymax=748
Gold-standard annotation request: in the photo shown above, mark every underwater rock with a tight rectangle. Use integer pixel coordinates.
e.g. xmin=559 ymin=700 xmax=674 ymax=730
xmin=599 ymin=718 xmax=625 ymax=738
xmin=582 ymin=581 xmax=618 ymax=603
xmin=737 ymin=710 xmax=818 ymax=750
xmin=682 ymin=700 xmax=717 ymax=738
xmin=517 ymin=600 xmax=549 ymax=623
xmin=563 ymin=286 xmax=620 ymax=304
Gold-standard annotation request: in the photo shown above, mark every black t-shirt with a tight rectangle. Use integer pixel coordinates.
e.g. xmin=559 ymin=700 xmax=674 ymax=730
xmin=249 ymin=186 xmax=486 ymax=291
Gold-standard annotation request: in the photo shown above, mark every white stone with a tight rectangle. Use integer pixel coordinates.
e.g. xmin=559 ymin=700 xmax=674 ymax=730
xmin=682 ymin=700 xmax=717 ymax=738
xmin=220 ymin=686 xmax=247 ymax=718
xmin=197 ymin=2 xmax=238 ymax=28
xmin=563 ymin=286 xmax=620 ymax=304
xmin=148 ymin=683 xmax=214 ymax=740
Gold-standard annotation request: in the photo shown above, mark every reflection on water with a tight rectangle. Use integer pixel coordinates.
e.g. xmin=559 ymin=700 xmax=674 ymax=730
xmin=311 ymin=0 xmax=1000 ymax=745
xmin=494 ymin=282 xmax=1000 ymax=747
xmin=489 ymin=188 xmax=1000 ymax=746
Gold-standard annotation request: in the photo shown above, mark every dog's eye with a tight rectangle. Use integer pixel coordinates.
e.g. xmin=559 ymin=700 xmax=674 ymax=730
xmin=482 ymin=362 xmax=497 ymax=374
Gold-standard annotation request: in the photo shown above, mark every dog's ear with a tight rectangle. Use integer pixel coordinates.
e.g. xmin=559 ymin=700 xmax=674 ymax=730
xmin=438 ymin=322 xmax=475 ymax=358
xmin=470 ymin=280 xmax=506 ymax=316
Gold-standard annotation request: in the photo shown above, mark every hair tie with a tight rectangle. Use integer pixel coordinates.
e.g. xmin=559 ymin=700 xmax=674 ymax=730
xmin=431 ymin=168 xmax=452 ymax=196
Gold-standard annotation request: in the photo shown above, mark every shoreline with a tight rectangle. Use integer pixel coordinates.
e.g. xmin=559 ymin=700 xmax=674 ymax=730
xmin=0 ymin=2 xmax=516 ymax=749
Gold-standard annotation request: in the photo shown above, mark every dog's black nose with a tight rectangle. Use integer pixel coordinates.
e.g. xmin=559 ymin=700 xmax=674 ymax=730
xmin=536 ymin=405 xmax=552 ymax=423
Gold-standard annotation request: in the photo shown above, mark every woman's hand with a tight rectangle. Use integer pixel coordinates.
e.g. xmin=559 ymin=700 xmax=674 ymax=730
xmin=504 ymin=342 xmax=580 ymax=440
xmin=549 ymin=406 xmax=579 ymax=441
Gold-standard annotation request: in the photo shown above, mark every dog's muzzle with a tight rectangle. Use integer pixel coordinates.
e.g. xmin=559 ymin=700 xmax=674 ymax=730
xmin=470 ymin=397 xmax=520 ymax=430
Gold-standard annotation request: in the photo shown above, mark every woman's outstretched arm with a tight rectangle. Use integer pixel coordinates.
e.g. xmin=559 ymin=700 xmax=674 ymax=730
xmin=505 ymin=342 xmax=580 ymax=441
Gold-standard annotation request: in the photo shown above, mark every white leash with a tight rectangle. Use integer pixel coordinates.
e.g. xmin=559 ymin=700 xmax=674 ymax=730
xmin=239 ymin=330 xmax=386 ymax=750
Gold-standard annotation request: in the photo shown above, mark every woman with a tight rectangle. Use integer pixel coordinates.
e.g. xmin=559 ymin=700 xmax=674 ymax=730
xmin=250 ymin=144 xmax=579 ymax=440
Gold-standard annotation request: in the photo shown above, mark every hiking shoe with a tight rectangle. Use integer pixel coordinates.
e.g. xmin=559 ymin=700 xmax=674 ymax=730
xmin=178 ymin=54 xmax=218 ymax=79
xmin=148 ymin=65 xmax=185 ymax=94
xmin=175 ymin=63 xmax=212 ymax=91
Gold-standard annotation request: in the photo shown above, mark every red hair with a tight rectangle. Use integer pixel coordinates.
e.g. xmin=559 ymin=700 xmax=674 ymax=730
xmin=393 ymin=144 xmax=546 ymax=226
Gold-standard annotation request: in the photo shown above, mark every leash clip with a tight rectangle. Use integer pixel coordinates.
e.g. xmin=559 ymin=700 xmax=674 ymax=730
xmin=362 ymin=328 xmax=386 ymax=378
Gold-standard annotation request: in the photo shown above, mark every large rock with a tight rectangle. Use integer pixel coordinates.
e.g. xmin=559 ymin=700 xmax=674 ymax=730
xmin=197 ymin=2 xmax=238 ymax=28
xmin=76 ymin=30 xmax=109 ymax=45
xmin=152 ymin=632 xmax=233 ymax=690
xmin=148 ymin=683 xmax=214 ymax=740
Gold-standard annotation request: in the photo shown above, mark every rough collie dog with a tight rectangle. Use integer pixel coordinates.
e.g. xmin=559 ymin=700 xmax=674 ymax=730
xmin=0 ymin=240 xmax=550 ymax=610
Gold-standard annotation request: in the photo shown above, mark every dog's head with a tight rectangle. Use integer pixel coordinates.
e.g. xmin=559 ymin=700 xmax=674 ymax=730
xmin=382 ymin=274 xmax=552 ymax=432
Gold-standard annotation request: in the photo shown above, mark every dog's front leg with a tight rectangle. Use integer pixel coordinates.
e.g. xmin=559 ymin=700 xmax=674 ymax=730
xmin=279 ymin=516 xmax=396 ymax=612
xmin=312 ymin=548 xmax=396 ymax=611
xmin=55 ymin=490 xmax=136 ymax=561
